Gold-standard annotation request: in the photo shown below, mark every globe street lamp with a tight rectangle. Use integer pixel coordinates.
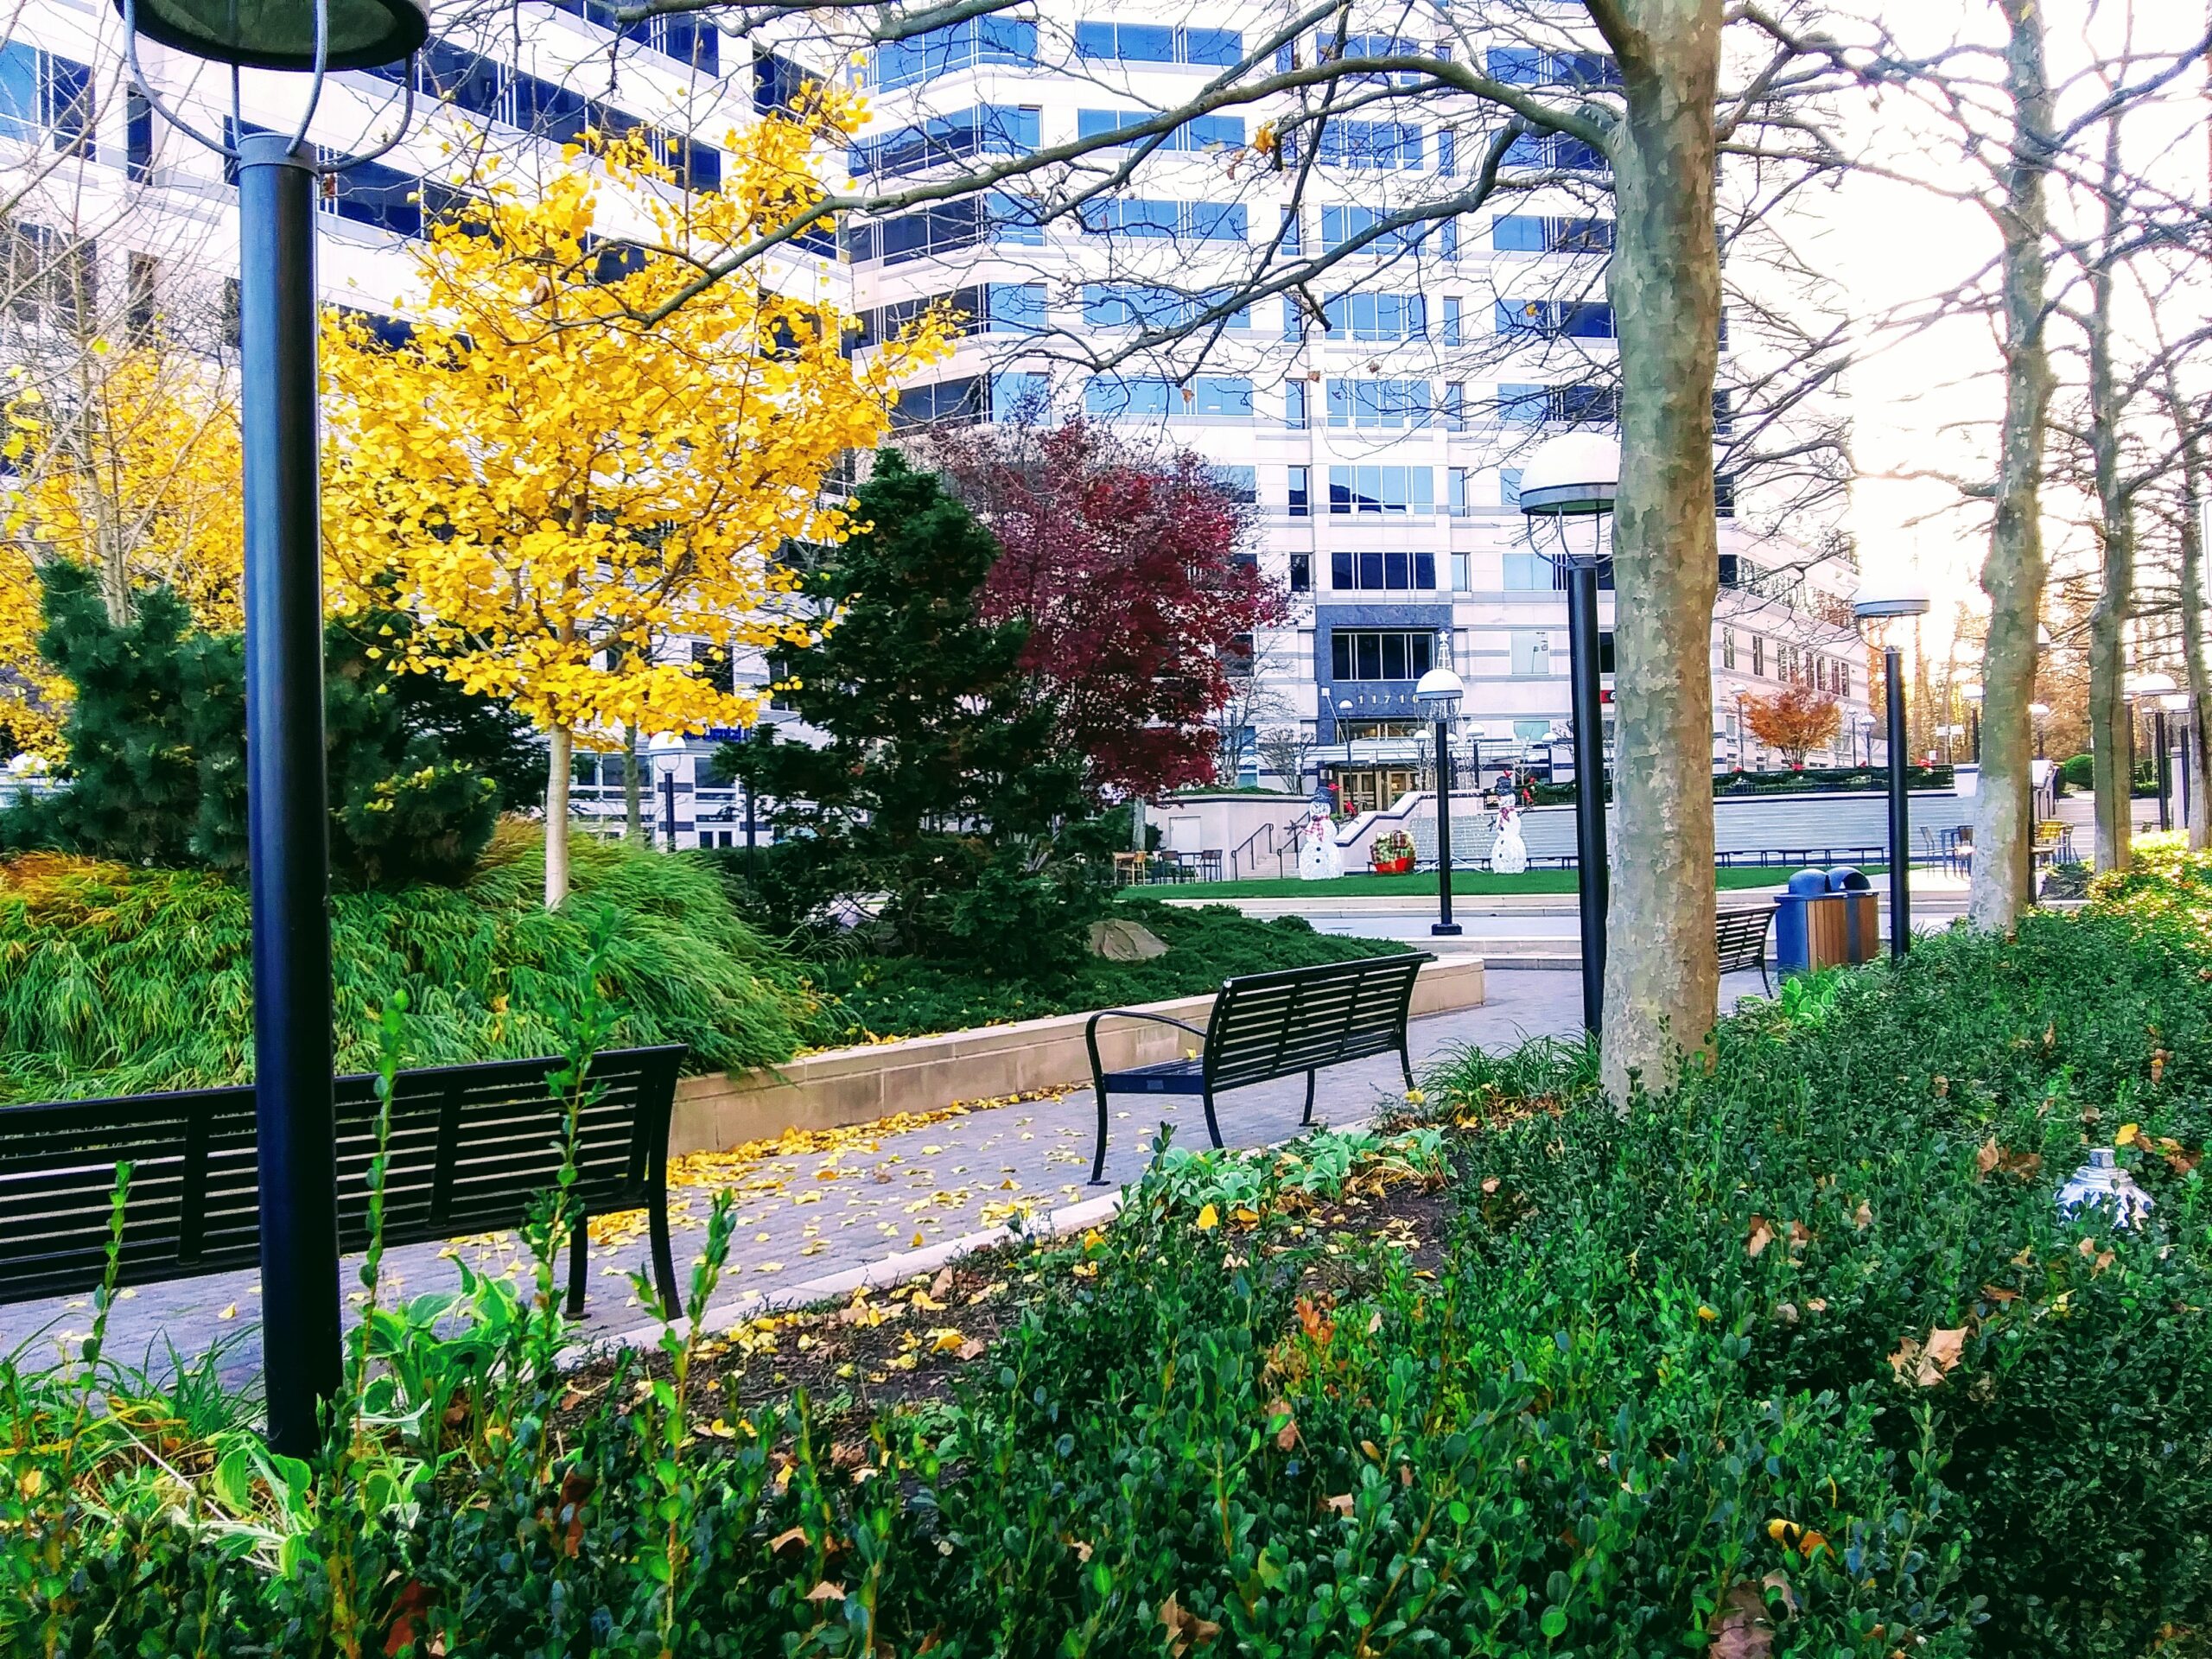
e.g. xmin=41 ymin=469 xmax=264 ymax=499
xmin=2126 ymin=672 xmax=2177 ymax=831
xmin=1518 ymin=432 xmax=1618 ymax=1033
xmin=2161 ymin=692 xmax=2193 ymax=830
xmin=649 ymin=733 xmax=688 ymax=851
xmin=1414 ymin=667 xmax=1465 ymax=938
xmin=114 ymin=0 xmax=426 ymax=1457
xmin=1854 ymin=582 xmax=1931 ymax=962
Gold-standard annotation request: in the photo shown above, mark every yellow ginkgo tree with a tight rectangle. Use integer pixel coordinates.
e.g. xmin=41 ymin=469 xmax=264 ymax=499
xmin=3 ymin=344 xmax=244 ymax=758
xmin=322 ymin=93 xmax=949 ymax=905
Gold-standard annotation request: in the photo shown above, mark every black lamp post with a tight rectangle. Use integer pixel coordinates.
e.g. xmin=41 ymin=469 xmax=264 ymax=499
xmin=115 ymin=0 xmax=426 ymax=1459
xmin=1518 ymin=432 xmax=1618 ymax=1034
xmin=1854 ymin=583 xmax=1931 ymax=963
xmin=1962 ymin=683 xmax=1982 ymax=764
xmin=1414 ymin=667 xmax=1465 ymax=938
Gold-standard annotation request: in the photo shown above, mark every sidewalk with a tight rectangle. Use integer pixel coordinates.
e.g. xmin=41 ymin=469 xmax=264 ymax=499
xmin=12 ymin=969 xmax=1738 ymax=1384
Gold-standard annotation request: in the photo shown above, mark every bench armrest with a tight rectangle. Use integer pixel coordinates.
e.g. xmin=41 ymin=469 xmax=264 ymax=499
xmin=1084 ymin=1007 xmax=1211 ymax=1072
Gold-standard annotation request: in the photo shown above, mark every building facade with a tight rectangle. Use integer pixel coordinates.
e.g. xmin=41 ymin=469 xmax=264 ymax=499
xmin=834 ymin=1 xmax=1868 ymax=802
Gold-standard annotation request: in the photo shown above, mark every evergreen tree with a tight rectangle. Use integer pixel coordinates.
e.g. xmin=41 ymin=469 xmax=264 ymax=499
xmin=1 ymin=567 xmax=533 ymax=886
xmin=715 ymin=452 xmax=1095 ymax=972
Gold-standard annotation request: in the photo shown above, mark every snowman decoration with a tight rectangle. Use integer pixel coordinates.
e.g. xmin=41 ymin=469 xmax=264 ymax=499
xmin=1298 ymin=793 xmax=1343 ymax=880
xmin=1490 ymin=794 xmax=1529 ymax=874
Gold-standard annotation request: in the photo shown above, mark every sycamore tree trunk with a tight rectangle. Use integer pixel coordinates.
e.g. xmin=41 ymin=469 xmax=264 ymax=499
xmin=2084 ymin=127 xmax=2134 ymax=873
xmin=1970 ymin=0 xmax=2056 ymax=931
xmin=1590 ymin=0 xmax=1725 ymax=1100
xmin=2176 ymin=392 xmax=2212 ymax=853
xmin=546 ymin=725 xmax=574 ymax=906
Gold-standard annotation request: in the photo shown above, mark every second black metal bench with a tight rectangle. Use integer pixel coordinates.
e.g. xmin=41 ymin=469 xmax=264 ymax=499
xmin=0 ymin=1045 xmax=688 ymax=1319
xmin=1084 ymin=954 xmax=1431 ymax=1183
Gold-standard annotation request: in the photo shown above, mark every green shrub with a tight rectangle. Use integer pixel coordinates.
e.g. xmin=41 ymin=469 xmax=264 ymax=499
xmin=796 ymin=898 xmax=1413 ymax=1044
xmin=0 ymin=826 xmax=817 ymax=1103
xmin=2058 ymin=753 xmax=2094 ymax=792
xmin=1434 ymin=906 xmax=2212 ymax=1658
xmin=1 ymin=565 xmax=538 ymax=887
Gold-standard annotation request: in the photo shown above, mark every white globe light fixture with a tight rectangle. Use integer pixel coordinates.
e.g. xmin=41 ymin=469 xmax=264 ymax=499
xmin=1517 ymin=432 xmax=1620 ymax=1032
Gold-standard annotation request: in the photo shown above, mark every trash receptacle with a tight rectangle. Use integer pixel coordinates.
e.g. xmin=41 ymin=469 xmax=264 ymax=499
xmin=1772 ymin=868 xmax=1836 ymax=978
xmin=1827 ymin=867 xmax=1880 ymax=963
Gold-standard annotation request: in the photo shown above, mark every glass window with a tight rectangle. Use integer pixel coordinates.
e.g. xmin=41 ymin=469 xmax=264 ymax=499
xmin=1751 ymin=635 xmax=1765 ymax=676
xmin=1285 ymin=380 xmax=1309 ymax=429
xmin=990 ymin=372 xmax=1050 ymax=422
xmin=1280 ymin=205 xmax=1302 ymax=253
xmin=1443 ymin=383 xmax=1465 ymax=431
xmin=1289 ymin=551 xmax=1312 ymax=591
xmin=1449 ymin=467 xmax=1470 ymax=516
xmin=1210 ymin=464 xmax=1256 ymax=502
xmin=1451 ymin=552 xmax=1472 ymax=591
xmin=1187 ymin=376 xmax=1253 ymax=416
xmin=1503 ymin=552 xmax=1547 ymax=590
xmin=986 ymin=282 xmax=1046 ymax=332
xmin=1721 ymin=629 xmax=1738 ymax=670
xmin=1443 ymin=296 xmax=1462 ymax=346
xmin=1510 ymin=631 xmax=1551 ymax=677
xmin=1074 ymin=22 xmax=1117 ymax=58
xmin=0 ymin=42 xmax=40 ymax=142
xmin=1117 ymin=24 xmax=1177 ymax=60
xmin=1287 ymin=465 xmax=1310 ymax=517
xmin=1332 ymin=630 xmax=1436 ymax=681
xmin=1499 ymin=383 xmax=1548 ymax=426
xmin=1325 ymin=379 xmax=1430 ymax=429
xmin=1327 ymin=466 xmax=1432 ymax=515
xmin=1085 ymin=376 xmax=1173 ymax=417
xmin=1437 ymin=128 xmax=1457 ymax=175
xmin=1491 ymin=213 xmax=1547 ymax=251
xmin=1185 ymin=28 xmax=1243 ymax=64
xmin=1501 ymin=467 xmax=1523 ymax=506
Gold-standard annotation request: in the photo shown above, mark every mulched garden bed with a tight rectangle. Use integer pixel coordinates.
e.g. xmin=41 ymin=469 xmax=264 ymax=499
xmin=550 ymin=1147 xmax=1464 ymax=1446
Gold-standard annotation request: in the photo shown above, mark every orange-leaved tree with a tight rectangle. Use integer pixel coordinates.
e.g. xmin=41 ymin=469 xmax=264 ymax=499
xmin=322 ymin=97 xmax=949 ymax=905
xmin=1744 ymin=682 xmax=1843 ymax=769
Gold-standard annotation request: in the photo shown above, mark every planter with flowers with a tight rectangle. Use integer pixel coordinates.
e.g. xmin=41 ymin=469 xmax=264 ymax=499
xmin=1370 ymin=830 xmax=1416 ymax=875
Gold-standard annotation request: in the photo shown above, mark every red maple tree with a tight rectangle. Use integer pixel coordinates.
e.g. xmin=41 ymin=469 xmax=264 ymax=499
xmin=930 ymin=417 xmax=1286 ymax=795
xmin=1744 ymin=682 xmax=1843 ymax=767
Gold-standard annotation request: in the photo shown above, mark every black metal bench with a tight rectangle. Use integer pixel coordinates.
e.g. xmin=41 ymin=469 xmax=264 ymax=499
xmin=1716 ymin=906 xmax=1774 ymax=992
xmin=0 ymin=1045 xmax=688 ymax=1319
xmin=1084 ymin=954 xmax=1431 ymax=1183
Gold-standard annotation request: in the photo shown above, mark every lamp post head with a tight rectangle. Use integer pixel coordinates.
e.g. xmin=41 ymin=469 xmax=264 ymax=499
xmin=1852 ymin=582 xmax=1931 ymax=621
xmin=2125 ymin=671 xmax=2178 ymax=699
xmin=1414 ymin=666 xmax=1465 ymax=723
xmin=1961 ymin=682 xmax=1983 ymax=705
xmin=2160 ymin=692 xmax=2191 ymax=712
xmin=2029 ymin=702 xmax=2051 ymax=720
xmin=119 ymin=0 xmax=428 ymax=72
xmin=648 ymin=733 xmax=688 ymax=777
xmin=1517 ymin=433 xmax=1620 ymax=519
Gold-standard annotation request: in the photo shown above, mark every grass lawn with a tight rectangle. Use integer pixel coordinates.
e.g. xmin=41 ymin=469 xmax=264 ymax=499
xmin=1141 ymin=864 xmax=1879 ymax=900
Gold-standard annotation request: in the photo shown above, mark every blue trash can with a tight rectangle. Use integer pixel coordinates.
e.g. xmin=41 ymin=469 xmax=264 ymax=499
xmin=1827 ymin=867 xmax=1878 ymax=963
xmin=1771 ymin=868 xmax=1833 ymax=978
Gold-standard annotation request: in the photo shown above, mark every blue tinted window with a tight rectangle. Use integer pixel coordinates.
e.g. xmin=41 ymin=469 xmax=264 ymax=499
xmin=1118 ymin=24 xmax=1175 ymax=60
xmin=1185 ymin=28 xmax=1242 ymax=65
xmin=1189 ymin=376 xmax=1252 ymax=416
xmin=1189 ymin=201 xmax=1246 ymax=240
xmin=0 ymin=42 xmax=38 ymax=142
xmin=1492 ymin=214 xmax=1547 ymax=251
xmin=1487 ymin=47 xmax=1543 ymax=84
xmin=1185 ymin=114 xmax=1244 ymax=148
xmin=1437 ymin=129 xmax=1457 ymax=175
xmin=45 ymin=54 xmax=90 ymax=149
xmin=991 ymin=372 xmax=1050 ymax=421
xmin=1086 ymin=376 xmax=1173 ymax=416
xmin=1074 ymin=22 xmax=1116 ymax=58
xmin=1211 ymin=465 xmax=1256 ymax=501
xmin=987 ymin=283 xmax=1046 ymax=332
xmin=1285 ymin=381 xmax=1308 ymax=429
xmin=1499 ymin=384 xmax=1548 ymax=425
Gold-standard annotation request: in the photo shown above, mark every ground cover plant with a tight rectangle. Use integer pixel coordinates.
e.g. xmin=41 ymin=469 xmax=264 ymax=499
xmin=5 ymin=861 xmax=2210 ymax=1656
xmin=790 ymin=896 xmax=1414 ymax=1045
xmin=0 ymin=823 xmax=818 ymax=1103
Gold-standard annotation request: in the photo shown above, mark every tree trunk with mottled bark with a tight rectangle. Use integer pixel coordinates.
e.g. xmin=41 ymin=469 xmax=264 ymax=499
xmin=546 ymin=725 xmax=574 ymax=907
xmin=1590 ymin=0 xmax=1724 ymax=1099
xmin=2173 ymin=373 xmax=2212 ymax=852
xmin=2084 ymin=124 xmax=2134 ymax=874
xmin=623 ymin=722 xmax=645 ymax=845
xmin=1970 ymin=0 xmax=2056 ymax=931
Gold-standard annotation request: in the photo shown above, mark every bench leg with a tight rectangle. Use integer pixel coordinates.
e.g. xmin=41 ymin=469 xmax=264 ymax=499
xmin=648 ymin=1196 xmax=681 ymax=1321
xmin=1200 ymin=1088 xmax=1224 ymax=1150
xmin=1301 ymin=1069 xmax=1316 ymax=1126
xmin=565 ymin=1205 xmax=589 ymax=1318
xmin=1399 ymin=1044 xmax=1416 ymax=1095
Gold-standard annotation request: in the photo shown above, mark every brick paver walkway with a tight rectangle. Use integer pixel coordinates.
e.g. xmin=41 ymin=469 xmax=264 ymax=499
xmin=2 ymin=969 xmax=1767 ymax=1384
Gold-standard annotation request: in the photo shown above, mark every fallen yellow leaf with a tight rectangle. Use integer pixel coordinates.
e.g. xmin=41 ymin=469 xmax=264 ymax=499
xmin=1195 ymin=1204 xmax=1220 ymax=1231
